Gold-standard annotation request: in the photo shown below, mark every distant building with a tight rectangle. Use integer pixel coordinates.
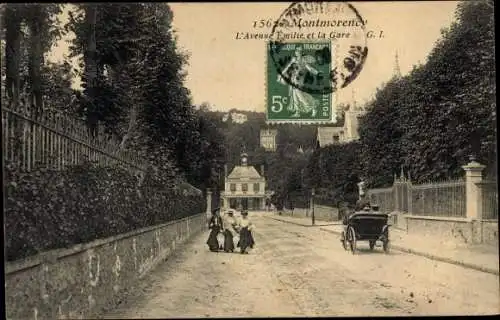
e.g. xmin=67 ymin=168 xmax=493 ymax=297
xmin=316 ymin=104 xmax=366 ymax=147
xmin=260 ymin=128 xmax=277 ymax=151
xmin=222 ymin=112 xmax=248 ymax=124
xmin=220 ymin=153 xmax=272 ymax=211
xmin=316 ymin=126 xmax=344 ymax=147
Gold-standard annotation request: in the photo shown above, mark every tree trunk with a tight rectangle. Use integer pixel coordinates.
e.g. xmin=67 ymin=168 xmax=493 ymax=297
xmin=28 ymin=5 xmax=45 ymax=117
xmin=5 ymin=4 xmax=21 ymax=107
xmin=84 ymin=4 xmax=98 ymax=138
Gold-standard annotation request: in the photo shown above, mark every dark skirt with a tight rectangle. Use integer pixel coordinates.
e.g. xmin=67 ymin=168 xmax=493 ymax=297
xmin=237 ymin=227 xmax=255 ymax=252
xmin=206 ymin=227 xmax=221 ymax=251
xmin=223 ymin=230 xmax=235 ymax=252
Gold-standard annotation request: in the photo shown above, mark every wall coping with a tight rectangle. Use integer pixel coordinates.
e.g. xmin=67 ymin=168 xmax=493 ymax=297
xmin=315 ymin=205 xmax=337 ymax=209
xmin=5 ymin=212 xmax=204 ymax=275
xmin=405 ymin=214 xmax=472 ymax=223
xmin=480 ymin=219 xmax=499 ymax=223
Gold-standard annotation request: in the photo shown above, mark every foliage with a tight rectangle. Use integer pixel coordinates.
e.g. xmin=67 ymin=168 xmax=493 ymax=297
xmin=358 ymin=0 xmax=495 ymax=186
xmin=4 ymin=161 xmax=205 ymax=262
xmin=304 ymin=141 xmax=362 ymax=207
xmin=1 ymin=4 xmax=64 ymax=108
xmin=358 ymin=77 xmax=405 ymax=188
xmin=62 ymin=3 xmax=225 ymax=191
xmin=40 ymin=60 xmax=77 ymax=112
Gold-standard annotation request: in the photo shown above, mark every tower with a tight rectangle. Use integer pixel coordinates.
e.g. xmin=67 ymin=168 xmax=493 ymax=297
xmin=343 ymin=89 xmax=365 ymax=142
xmin=241 ymin=152 xmax=248 ymax=166
xmin=393 ymin=50 xmax=402 ymax=79
xmin=260 ymin=128 xmax=277 ymax=151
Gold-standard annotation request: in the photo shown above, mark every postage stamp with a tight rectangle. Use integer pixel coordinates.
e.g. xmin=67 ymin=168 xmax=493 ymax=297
xmin=266 ymin=40 xmax=335 ymax=123
xmin=266 ymin=2 xmax=368 ymax=124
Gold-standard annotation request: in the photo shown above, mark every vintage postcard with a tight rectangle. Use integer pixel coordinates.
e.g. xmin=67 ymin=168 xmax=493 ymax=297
xmin=2 ymin=1 xmax=497 ymax=319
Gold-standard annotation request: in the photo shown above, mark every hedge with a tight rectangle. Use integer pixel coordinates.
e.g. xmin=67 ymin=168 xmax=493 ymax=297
xmin=4 ymin=160 xmax=205 ymax=262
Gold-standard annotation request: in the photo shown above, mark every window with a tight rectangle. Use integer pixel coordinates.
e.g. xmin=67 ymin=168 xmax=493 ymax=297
xmin=333 ymin=135 xmax=340 ymax=142
xmin=242 ymin=183 xmax=248 ymax=192
xmin=230 ymin=184 xmax=236 ymax=192
xmin=253 ymin=183 xmax=260 ymax=192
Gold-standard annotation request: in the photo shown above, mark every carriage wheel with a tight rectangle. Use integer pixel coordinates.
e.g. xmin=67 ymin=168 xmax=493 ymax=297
xmin=369 ymin=240 xmax=376 ymax=250
xmin=348 ymin=226 xmax=357 ymax=254
xmin=383 ymin=240 xmax=390 ymax=253
xmin=341 ymin=232 xmax=347 ymax=250
xmin=382 ymin=229 xmax=390 ymax=253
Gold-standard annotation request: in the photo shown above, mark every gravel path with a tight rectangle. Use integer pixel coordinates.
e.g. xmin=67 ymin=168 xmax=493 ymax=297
xmin=101 ymin=213 xmax=500 ymax=318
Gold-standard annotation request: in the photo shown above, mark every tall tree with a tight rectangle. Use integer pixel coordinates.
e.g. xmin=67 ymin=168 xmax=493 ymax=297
xmin=4 ymin=4 xmax=22 ymax=106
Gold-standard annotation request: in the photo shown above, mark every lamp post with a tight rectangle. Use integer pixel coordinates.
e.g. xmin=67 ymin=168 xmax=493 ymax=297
xmin=311 ymin=188 xmax=316 ymax=225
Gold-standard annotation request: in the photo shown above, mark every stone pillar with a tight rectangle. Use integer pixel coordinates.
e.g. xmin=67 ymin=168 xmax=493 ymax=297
xmin=462 ymin=157 xmax=486 ymax=220
xmin=206 ymin=189 xmax=212 ymax=221
xmin=357 ymin=181 xmax=366 ymax=200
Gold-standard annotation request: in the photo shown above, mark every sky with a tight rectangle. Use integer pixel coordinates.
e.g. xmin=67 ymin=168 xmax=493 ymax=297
xmin=48 ymin=2 xmax=459 ymax=113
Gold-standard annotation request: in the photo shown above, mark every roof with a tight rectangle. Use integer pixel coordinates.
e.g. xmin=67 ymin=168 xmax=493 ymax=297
xmin=227 ymin=165 xmax=264 ymax=180
xmin=260 ymin=128 xmax=278 ymax=136
xmin=317 ymin=127 xmax=344 ymax=147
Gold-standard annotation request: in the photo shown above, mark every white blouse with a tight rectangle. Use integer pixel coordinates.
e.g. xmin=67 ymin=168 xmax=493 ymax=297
xmin=238 ymin=217 xmax=254 ymax=230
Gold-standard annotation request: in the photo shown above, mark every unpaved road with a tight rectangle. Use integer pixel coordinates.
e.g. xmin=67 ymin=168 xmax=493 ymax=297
xmin=101 ymin=212 xmax=500 ymax=318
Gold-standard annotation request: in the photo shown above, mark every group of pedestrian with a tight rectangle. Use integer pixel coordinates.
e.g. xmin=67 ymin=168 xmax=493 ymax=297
xmin=206 ymin=208 xmax=255 ymax=254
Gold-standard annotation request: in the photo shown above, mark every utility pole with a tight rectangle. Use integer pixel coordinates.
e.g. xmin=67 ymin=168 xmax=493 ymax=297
xmin=311 ymin=188 xmax=316 ymax=225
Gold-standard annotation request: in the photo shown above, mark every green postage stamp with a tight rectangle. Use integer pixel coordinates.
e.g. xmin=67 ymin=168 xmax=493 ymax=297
xmin=266 ymin=40 xmax=335 ymax=124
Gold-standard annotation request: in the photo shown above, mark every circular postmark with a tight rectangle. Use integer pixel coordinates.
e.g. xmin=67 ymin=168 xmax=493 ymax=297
xmin=269 ymin=2 xmax=368 ymax=95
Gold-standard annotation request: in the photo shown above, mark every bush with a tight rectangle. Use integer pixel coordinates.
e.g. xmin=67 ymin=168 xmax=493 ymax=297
xmin=4 ymin=161 xmax=205 ymax=262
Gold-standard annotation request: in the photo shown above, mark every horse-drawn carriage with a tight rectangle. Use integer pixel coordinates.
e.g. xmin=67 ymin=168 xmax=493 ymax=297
xmin=340 ymin=205 xmax=390 ymax=254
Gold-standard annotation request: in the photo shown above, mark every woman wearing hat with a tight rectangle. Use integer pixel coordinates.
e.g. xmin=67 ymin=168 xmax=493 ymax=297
xmin=236 ymin=210 xmax=255 ymax=254
xmin=206 ymin=208 xmax=223 ymax=252
xmin=222 ymin=210 xmax=238 ymax=252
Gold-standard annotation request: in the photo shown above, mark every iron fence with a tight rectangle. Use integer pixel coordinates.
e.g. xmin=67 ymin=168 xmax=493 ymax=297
xmin=410 ymin=179 xmax=466 ymax=217
xmin=2 ymin=102 xmax=146 ymax=173
xmin=478 ymin=181 xmax=498 ymax=220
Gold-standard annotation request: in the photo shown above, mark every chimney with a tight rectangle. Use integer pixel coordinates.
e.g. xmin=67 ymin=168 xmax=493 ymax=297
xmin=260 ymin=164 xmax=265 ymax=178
xmin=224 ymin=164 xmax=228 ymax=178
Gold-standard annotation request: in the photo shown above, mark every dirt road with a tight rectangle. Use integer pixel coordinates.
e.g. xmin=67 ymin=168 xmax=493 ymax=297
xmin=102 ymin=212 xmax=499 ymax=318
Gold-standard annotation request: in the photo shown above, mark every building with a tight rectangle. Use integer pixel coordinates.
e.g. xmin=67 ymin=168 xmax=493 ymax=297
xmin=260 ymin=128 xmax=277 ymax=151
xmin=220 ymin=153 xmax=271 ymax=210
xmin=316 ymin=96 xmax=367 ymax=147
xmin=316 ymin=52 xmax=402 ymax=148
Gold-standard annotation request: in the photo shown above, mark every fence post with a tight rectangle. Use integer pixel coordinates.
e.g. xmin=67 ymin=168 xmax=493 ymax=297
xmin=206 ymin=189 xmax=213 ymax=222
xmin=393 ymin=174 xmax=399 ymax=212
xmin=462 ymin=157 xmax=485 ymax=220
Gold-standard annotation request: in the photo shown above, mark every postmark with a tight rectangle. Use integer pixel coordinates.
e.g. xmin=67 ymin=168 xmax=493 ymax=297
xmin=266 ymin=1 xmax=368 ymax=124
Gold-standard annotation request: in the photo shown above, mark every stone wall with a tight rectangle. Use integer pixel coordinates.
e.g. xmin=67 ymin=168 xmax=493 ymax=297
xmin=404 ymin=215 xmax=498 ymax=246
xmin=5 ymin=213 xmax=206 ymax=320
xmin=280 ymin=205 xmax=339 ymax=221
xmin=405 ymin=215 xmax=474 ymax=245
xmin=480 ymin=220 xmax=499 ymax=245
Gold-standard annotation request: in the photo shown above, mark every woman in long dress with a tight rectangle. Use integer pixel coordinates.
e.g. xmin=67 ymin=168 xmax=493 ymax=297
xmin=237 ymin=210 xmax=255 ymax=254
xmin=206 ymin=208 xmax=223 ymax=252
xmin=222 ymin=210 xmax=238 ymax=252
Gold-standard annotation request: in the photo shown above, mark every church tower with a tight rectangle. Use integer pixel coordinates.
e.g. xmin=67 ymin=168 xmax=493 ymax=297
xmin=393 ymin=50 xmax=402 ymax=79
xmin=343 ymin=89 xmax=366 ymax=142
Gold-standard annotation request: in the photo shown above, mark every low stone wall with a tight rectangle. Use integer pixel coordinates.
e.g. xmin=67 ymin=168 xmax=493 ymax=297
xmin=5 ymin=213 xmax=206 ymax=320
xmin=280 ymin=205 xmax=339 ymax=221
xmin=479 ymin=220 xmax=499 ymax=245
xmin=404 ymin=215 xmax=498 ymax=246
